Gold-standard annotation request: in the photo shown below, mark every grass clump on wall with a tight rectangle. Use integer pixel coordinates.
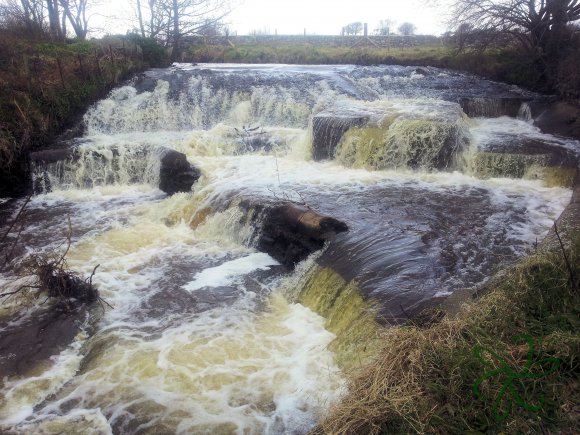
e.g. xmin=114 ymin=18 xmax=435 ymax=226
xmin=315 ymin=233 xmax=580 ymax=434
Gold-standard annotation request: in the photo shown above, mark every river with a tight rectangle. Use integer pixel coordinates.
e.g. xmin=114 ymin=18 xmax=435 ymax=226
xmin=0 ymin=64 xmax=576 ymax=434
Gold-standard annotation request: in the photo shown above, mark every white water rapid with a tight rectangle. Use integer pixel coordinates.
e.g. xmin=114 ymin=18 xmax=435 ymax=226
xmin=0 ymin=64 xmax=577 ymax=434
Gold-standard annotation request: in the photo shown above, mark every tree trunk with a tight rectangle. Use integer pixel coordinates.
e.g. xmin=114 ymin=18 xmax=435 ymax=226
xmin=46 ymin=0 xmax=63 ymax=40
xmin=170 ymin=0 xmax=181 ymax=62
xmin=136 ymin=0 xmax=146 ymax=37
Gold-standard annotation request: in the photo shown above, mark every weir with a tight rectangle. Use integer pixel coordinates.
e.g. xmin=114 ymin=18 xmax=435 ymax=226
xmin=1 ymin=64 xmax=578 ymax=434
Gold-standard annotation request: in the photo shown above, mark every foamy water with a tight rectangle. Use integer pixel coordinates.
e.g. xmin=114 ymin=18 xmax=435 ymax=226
xmin=1 ymin=64 xmax=576 ymax=433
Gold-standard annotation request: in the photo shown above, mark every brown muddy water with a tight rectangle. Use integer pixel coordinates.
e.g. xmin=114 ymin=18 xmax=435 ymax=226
xmin=0 ymin=64 xmax=577 ymax=434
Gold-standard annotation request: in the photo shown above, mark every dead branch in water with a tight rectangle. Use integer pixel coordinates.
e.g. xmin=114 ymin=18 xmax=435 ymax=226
xmin=1 ymin=195 xmax=31 ymax=269
xmin=0 ymin=210 xmax=107 ymax=310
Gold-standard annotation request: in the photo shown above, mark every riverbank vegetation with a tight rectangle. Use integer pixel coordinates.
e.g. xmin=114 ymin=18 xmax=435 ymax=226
xmin=0 ymin=29 xmax=151 ymax=196
xmin=315 ymin=232 xmax=580 ymax=434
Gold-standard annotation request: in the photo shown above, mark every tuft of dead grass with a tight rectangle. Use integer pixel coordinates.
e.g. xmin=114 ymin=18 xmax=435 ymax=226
xmin=315 ymin=234 xmax=580 ymax=434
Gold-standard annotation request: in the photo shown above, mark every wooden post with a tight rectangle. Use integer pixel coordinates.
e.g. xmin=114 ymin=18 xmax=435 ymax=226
xmin=95 ymin=49 xmax=102 ymax=77
xmin=56 ymin=57 xmax=66 ymax=89
xmin=109 ymin=45 xmax=115 ymax=83
xmin=77 ymin=54 xmax=85 ymax=78
xmin=122 ymin=39 xmax=127 ymax=63
xmin=23 ymin=55 xmax=32 ymax=91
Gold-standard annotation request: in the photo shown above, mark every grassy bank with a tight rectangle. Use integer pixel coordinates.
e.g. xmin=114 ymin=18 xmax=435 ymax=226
xmin=0 ymin=33 xmax=152 ymax=197
xmin=314 ymin=233 xmax=580 ymax=434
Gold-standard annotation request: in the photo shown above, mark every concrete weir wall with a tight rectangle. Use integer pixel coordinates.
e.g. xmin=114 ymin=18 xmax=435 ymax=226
xmin=186 ymin=34 xmax=441 ymax=48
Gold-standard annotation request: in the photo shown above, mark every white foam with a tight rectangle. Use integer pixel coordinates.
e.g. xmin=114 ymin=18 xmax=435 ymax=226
xmin=183 ymin=253 xmax=280 ymax=291
xmin=470 ymin=116 xmax=580 ymax=154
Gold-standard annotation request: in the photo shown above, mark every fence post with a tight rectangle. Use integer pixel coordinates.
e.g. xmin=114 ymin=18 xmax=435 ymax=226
xmin=56 ymin=57 xmax=66 ymax=89
xmin=109 ymin=45 xmax=115 ymax=83
xmin=77 ymin=54 xmax=85 ymax=78
xmin=95 ymin=49 xmax=102 ymax=77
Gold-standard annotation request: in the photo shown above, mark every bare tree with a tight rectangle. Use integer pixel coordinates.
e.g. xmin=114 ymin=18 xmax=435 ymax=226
xmin=1 ymin=0 xmax=99 ymax=39
xmin=133 ymin=0 xmax=231 ymax=57
xmin=342 ymin=22 xmax=363 ymax=35
xmin=398 ymin=22 xmax=416 ymax=36
xmin=449 ymin=0 xmax=580 ymax=58
xmin=0 ymin=0 xmax=46 ymax=36
xmin=45 ymin=0 xmax=63 ymax=39
xmin=59 ymin=0 xmax=93 ymax=39
xmin=375 ymin=19 xmax=394 ymax=36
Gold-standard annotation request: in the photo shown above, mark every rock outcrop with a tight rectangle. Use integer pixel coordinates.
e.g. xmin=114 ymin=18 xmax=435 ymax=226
xmin=530 ymin=100 xmax=580 ymax=141
xmin=158 ymin=148 xmax=201 ymax=195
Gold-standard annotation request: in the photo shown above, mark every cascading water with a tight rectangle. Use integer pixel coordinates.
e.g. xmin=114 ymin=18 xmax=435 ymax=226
xmin=1 ymin=64 xmax=578 ymax=434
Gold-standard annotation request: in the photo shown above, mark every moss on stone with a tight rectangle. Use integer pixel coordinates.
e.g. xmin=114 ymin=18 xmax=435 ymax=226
xmin=296 ymin=266 xmax=382 ymax=370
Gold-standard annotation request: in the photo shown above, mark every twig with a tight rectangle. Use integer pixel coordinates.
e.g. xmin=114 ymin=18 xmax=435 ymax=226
xmin=0 ymin=196 xmax=31 ymax=247
xmin=0 ymin=285 xmax=41 ymax=299
xmin=56 ymin=215 xmax=73 ymax=266
xmin=3 ymin=219 xmax=26 ymax=269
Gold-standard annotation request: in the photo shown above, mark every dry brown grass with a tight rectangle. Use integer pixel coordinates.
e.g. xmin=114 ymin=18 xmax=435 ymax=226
xmin=315 ymin=235 xmax=580 ymax=434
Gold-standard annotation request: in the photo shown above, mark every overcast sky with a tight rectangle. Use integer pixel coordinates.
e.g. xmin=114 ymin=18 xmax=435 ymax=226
xmin=228 ymin=0 xmax=448 ymax=35
xmin=93 ymin=0 xmax=450 ymax=37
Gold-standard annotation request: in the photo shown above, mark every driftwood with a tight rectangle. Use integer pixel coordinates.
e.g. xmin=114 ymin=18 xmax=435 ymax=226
xmin=240 ymin=199 xmax=349 ymax=268
xmin=1 ymin=212 xmax=103 ymax=309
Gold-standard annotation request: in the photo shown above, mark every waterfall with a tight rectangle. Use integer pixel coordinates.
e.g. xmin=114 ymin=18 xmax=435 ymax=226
xmin=517 ymin=102 xmax=533 ymax=122
xmin=2 ymin=64 xmax=575 ymax=435
xmin=31 ymin=143 xmax=167 ymax=194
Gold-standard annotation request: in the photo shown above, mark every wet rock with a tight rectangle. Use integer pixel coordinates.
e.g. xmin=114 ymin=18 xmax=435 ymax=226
xmin=0 ymin=303 xmax=87 ymax=378
xmin=312 ymin=113 xmax=368 ymax=160
xmin=458 ymin=97 xmax=531 ymax=118
xmin=414 ymin=67 xmax=432 ymax=76
xmin=30 ymin=147 xmax=79 ymax=165
xmin=472 ymin=136 xmax=579 ymax=185
xmin=158 ymin=148 xmax=201 ymax=195
xmin=529 ymin=100 xmax=580 ymax=140
xmin=240 ymin=200 xmax=348 ymax=268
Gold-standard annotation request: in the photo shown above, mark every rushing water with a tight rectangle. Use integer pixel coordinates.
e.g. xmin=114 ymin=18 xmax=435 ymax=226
xmin=0 ymin=64 xmax=576 ymax=434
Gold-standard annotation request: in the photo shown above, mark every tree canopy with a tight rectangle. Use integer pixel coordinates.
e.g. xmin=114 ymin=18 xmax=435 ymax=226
xmin=398 ymin=22 xmax=416 ymax=36
xmin=450 ymin=0 xmax=580 ymax=56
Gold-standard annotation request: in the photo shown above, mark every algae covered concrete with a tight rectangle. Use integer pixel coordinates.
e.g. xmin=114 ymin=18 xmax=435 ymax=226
xmin=296 ymin=266 xmax=382 ymax=370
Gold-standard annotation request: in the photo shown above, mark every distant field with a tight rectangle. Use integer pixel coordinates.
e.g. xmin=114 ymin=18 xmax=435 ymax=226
xmin=185 ymin=41 xmax=452 ymax=66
